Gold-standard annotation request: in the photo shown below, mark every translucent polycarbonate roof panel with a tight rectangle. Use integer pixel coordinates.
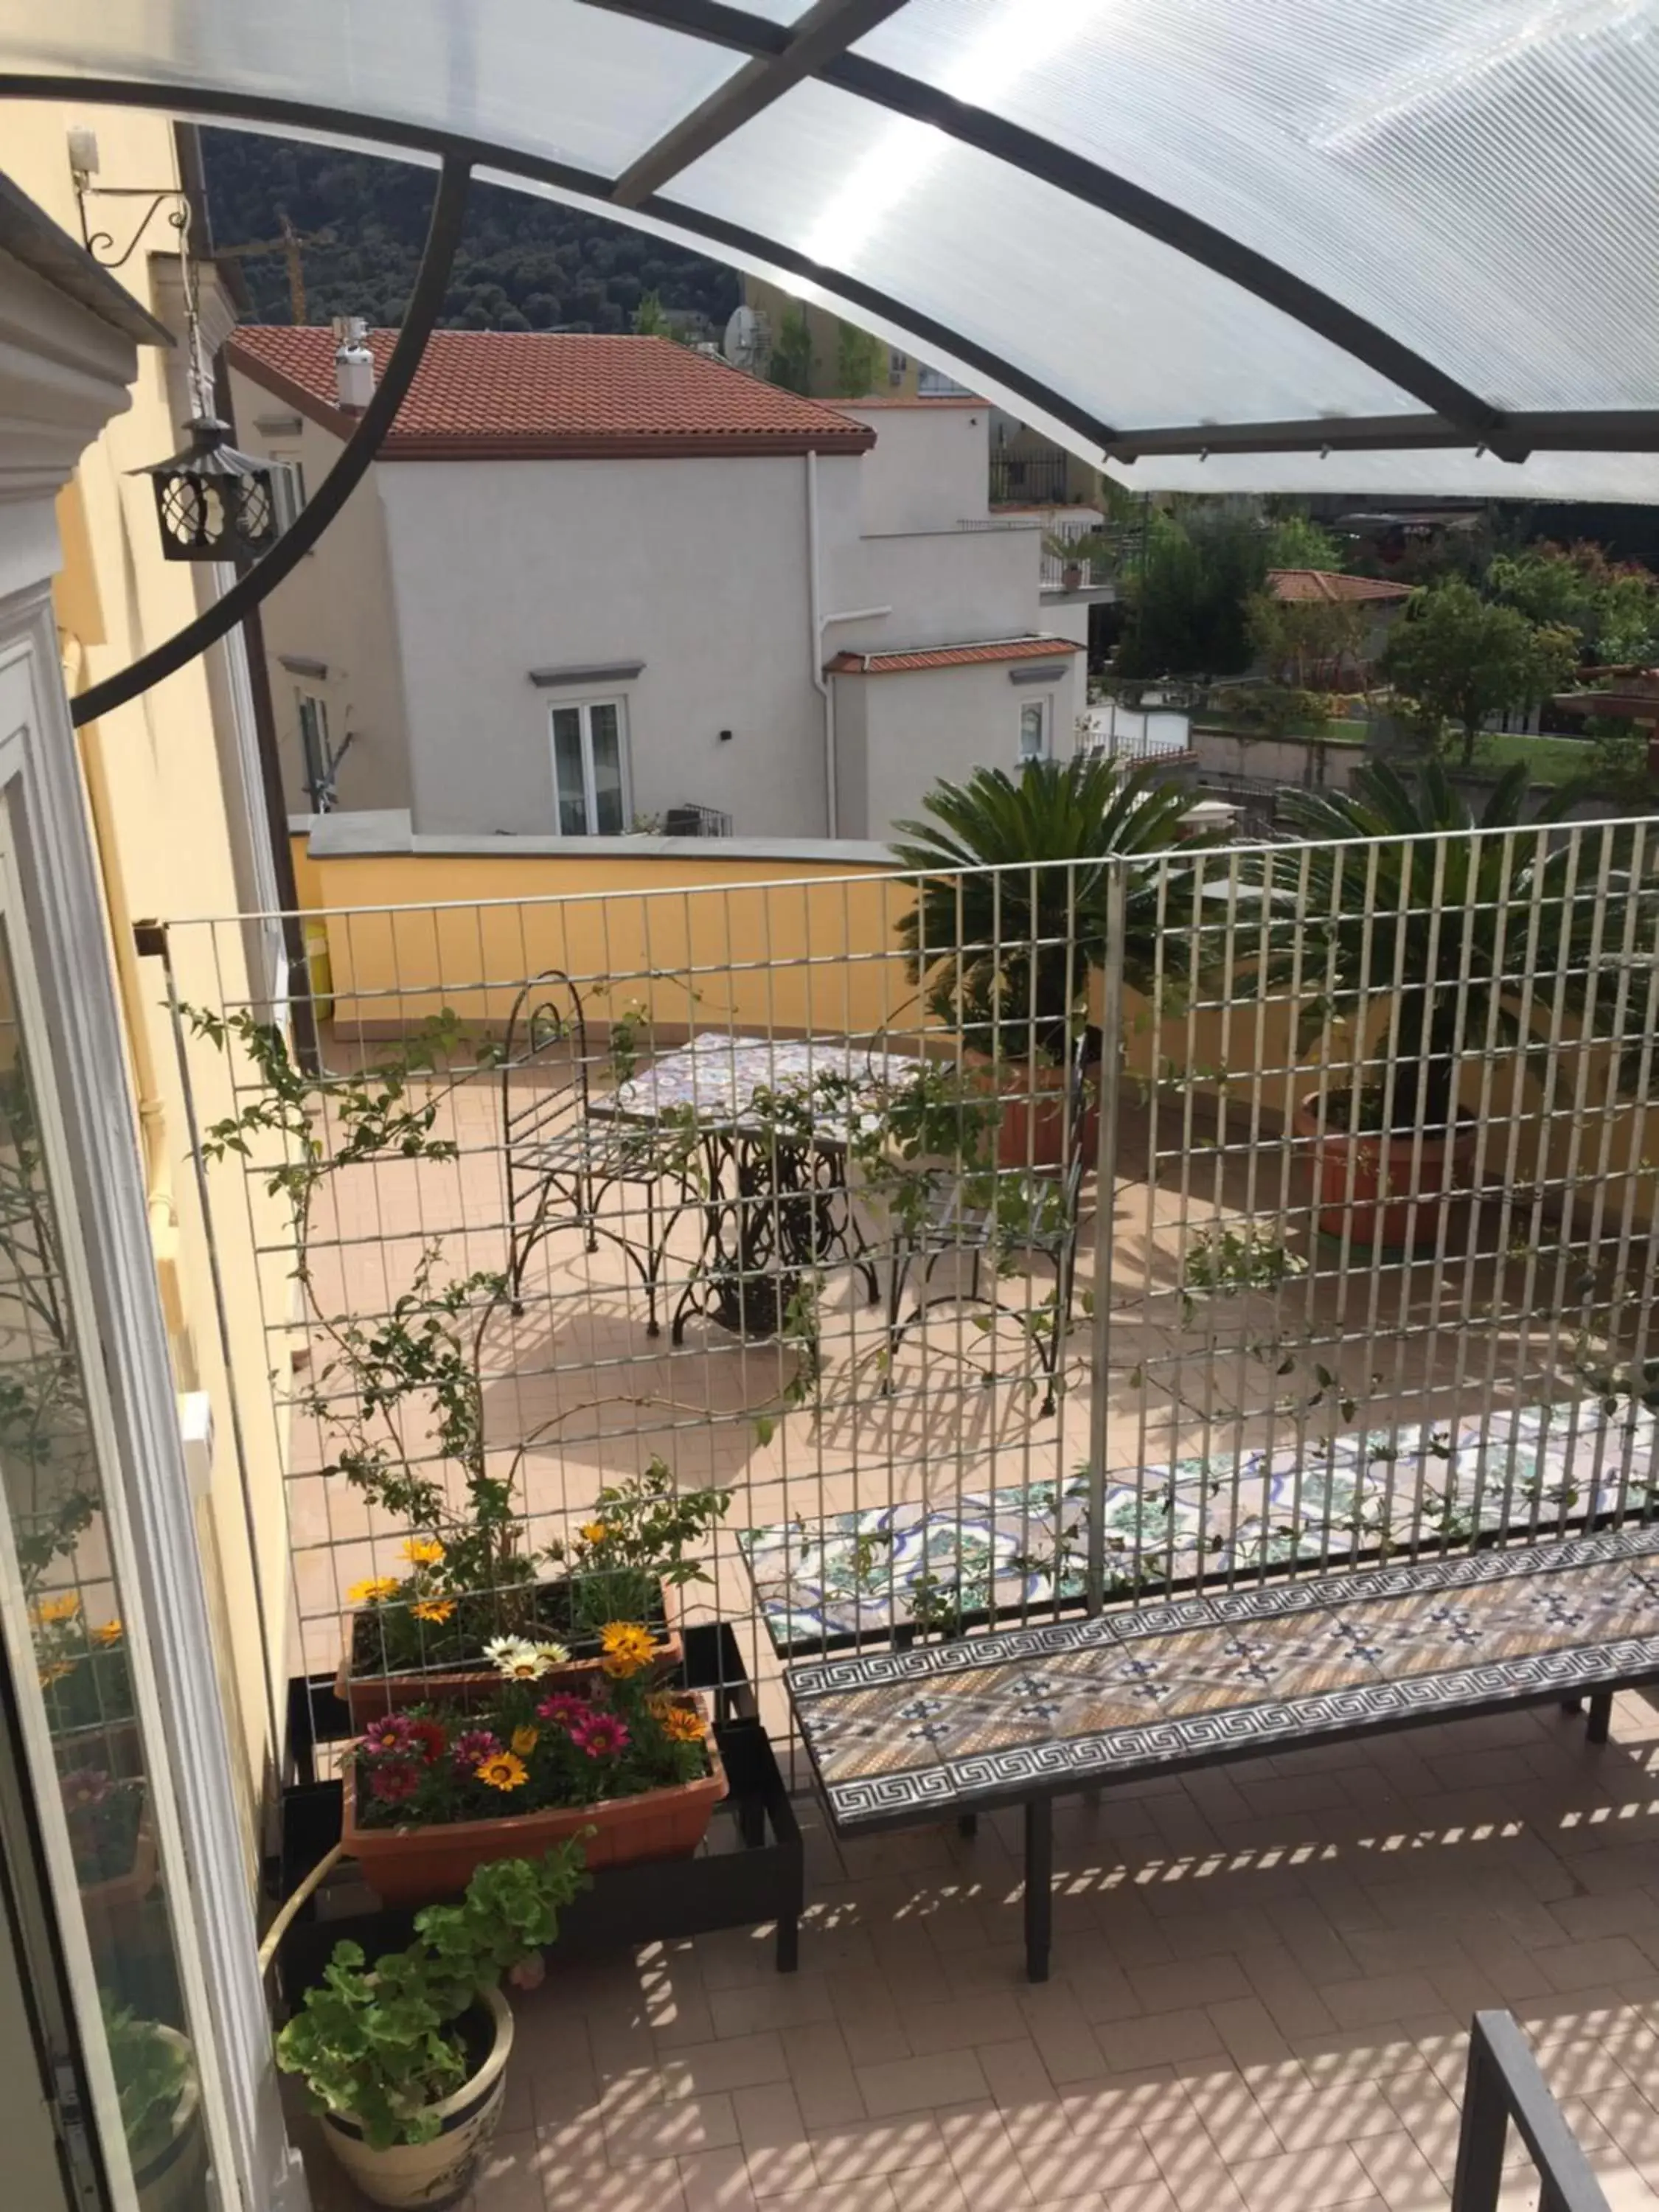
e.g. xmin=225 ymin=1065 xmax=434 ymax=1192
xmin=1109 ymin=450 xmax=1659 ymax=504
xmin=671 ymin=79 xmax=1423 ymax=434
xmin=854 ymin=0 xmax=1659 ymax=414
xmin=0 ymin=0 xmax=742 ymax=178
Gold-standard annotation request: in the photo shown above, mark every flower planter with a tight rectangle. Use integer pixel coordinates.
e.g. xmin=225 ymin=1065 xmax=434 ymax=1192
xmin=344 ymin=1698 xmax=727 ymax=1909
xmin=319 ymin=1986 xmax=512 ymax=2211
xmin=1296 ymin=1094 xmax=1476 ymax=1250
xmin=967 ymin=1055 xmax=1097 ymax=1171
xmin=340 ymin=1576 xmax=683 ymax=1730
xmin=132 ymin=2026 xmax=205 ymax=2212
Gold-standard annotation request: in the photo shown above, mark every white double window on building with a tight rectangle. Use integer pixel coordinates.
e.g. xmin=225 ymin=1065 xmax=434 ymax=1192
xmin=550 ymin=699 xmax=628 ymax=835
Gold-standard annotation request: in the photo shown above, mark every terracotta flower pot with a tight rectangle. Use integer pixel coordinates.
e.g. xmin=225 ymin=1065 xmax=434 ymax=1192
xmin=340 ymin=1576 xmax=684 ymax=1730
xmin=1296 ymin=1093 xmax=1475 ymax=1250
xmin=344 ymin=1697 xmax=727 ymax=1910
xmin=80 ymin=1817 xmax=158 ymax=1944
xmin=320 ymin=1986 xmax=511 ymax=2211
xmin=967 ymin=1055 xmax=1095 ymax=1170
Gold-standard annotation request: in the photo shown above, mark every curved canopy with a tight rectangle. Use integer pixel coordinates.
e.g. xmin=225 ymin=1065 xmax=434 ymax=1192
xmin=6 ymin=0 xmax=1659 ymax=496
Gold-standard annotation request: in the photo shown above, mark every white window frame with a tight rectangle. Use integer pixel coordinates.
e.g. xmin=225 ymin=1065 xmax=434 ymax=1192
xmin=0 ymin=597 xmax=305 ymax=2212
xmin=296 ymin=687 xmax=333 ymax=813
xmin=1018 ymin=695 xmax=1051 ymax=764
xmin=549 ymin=695 xmax=631 ymax=835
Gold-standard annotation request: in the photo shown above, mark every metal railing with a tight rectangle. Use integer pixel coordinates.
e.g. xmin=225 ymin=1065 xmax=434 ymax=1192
xmin=991 ymin=450 xmax=1071 ymax=506
xmin=167 ymin=810 xmax=1659 ymax=1775
xmin=1453 ymin=2012 xmax=1610 ymax=2212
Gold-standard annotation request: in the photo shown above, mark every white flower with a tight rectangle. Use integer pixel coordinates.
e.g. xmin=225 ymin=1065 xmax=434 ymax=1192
xmin=535 ymin=1641 xmax=572 ymax=1665
xmin=484 ymin=1635 xmax=552 ymax=1680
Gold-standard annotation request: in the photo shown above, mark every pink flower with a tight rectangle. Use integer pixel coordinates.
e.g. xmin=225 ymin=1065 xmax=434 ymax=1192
xmin=361 ymin=1713 xmax=417 ymax=1756
xmin=60 ymin=1767 xmax=110 ymax=1813
xmin=570 ymin=1711 xmax=630 ymax=1761
xmin=451 ymin=1728 xmax=500 ymax=1775
xmin=535 ymin=1691 xmax=591 ymax=1730
xmin=369 ymin=1759 xmax=422 ymax=1805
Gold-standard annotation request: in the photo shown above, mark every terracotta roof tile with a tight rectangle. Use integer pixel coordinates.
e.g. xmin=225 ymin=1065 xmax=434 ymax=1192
xmin=827 ymin=636 xmax=1084 ymax=675
xmin=226 ymin=327 xmax=875 ymax=459
xmin=1267 ymin=567 xmax=1413 ymax=604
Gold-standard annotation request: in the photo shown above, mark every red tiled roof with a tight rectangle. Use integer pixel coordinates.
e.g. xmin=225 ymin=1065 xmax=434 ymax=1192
xmin=226 ymin=328 xmax=876 ymax=459
xmin=1268 ymin=568 xmax=1413 ymax=604
xmin=827 ymin=636 xmax=1084 ymax=675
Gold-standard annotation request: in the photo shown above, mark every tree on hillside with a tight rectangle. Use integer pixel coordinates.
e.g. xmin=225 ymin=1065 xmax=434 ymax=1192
xmin=1486 ymin=541 xmax=1659 ymax=666
xmin=1116 ymin=507 xmax=1267 ymax=679
xmin=768 ymin=305 xmax=814 ymax=394
xmin=1378 ymin=580 xmax=1577 ymax=768
xmin=833 ymin=319 xmax=885 ymax=397
xmin=632 ymin=290 xmax=669 ymax=335
xmin=1262 ymin=507 xmax=1346 ymax=571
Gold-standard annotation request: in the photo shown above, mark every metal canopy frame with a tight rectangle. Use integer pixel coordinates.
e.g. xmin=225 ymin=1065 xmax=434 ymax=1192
xmin=8 ymin=0 xmax=1658 ymax=714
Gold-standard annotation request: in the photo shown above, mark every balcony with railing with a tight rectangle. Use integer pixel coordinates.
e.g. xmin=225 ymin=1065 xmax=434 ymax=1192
xmin=177 ymin=813 xmax=1659 ymax=2212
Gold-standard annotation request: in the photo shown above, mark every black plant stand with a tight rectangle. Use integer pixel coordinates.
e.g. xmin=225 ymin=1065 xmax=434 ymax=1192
xmin=272 ymin=1623 xmax=803 ymax=2003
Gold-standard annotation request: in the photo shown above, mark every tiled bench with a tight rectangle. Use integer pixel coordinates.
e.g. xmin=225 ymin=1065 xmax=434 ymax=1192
xmin=787 ymin=1524 xmax=1659 ymax=1983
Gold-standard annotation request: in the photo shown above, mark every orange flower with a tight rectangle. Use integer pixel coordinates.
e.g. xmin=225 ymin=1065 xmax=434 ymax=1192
xmin=599 ymin=1621 xmax=657 ymax=1680
xmin=510 ymin=1725 xmax=540 ymax=1757
xmin=37 ymin=1660 xmax=74 ymax=1687
xmin=94 ymin=1620 xmax=125 ymax=1645
xmin=411 ymin=1598 xmax=456 ymax=1624
xmin=348 ymin=1576 xmax=401 ymax=1606
xmin=32 ymin=1593 xmax=79 ymax=1625
xmin=475 ymin=1751 xmax=527 ymax=1792
xmin=402 ymin=1537 xmax=445 ymax=1567
xmin=659 ymin=1703 xmax=706 ymax=1745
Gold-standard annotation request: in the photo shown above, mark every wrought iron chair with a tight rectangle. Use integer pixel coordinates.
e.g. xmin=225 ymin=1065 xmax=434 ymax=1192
xmin=880 ymin=1036 xmax=1092 ymax=1416
xmin=501 ymin=970 xmax=692 ymax=1334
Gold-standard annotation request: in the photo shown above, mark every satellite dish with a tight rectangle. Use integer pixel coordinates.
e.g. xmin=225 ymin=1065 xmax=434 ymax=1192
xmin=723 ymin=305 xmax=769 ymax=372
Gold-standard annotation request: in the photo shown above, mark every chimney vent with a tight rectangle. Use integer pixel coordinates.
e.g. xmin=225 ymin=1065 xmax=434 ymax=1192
xmin=333 ymin=316 xmax=375 ymax=413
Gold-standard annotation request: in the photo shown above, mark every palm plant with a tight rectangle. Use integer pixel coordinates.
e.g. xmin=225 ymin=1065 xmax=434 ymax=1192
xmin=889 ymin=755 xmax=1207 ymax=1065
xmin=1268 ymin=759 xmax=1659 ymax=1130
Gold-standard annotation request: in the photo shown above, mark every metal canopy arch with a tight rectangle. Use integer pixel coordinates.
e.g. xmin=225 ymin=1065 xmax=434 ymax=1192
xmin=7 ymin=0 xmax=1659 ymax=710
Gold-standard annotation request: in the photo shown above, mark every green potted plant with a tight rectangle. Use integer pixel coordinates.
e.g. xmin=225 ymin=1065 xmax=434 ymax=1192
xmin=340 ymin=1621 xmax=725 ymax=1907
xmin=1271 ymin=760 xmax=1659 ymax=1246
xmin=100 ymin=1998 xmax=204 ymax=2212
xmin=889 ymin=755 xmax=1208 ymax=1165
xmin=277 ymin=1846 xmax=588 ymax=2209
xmin=340 ymin=1461 xmax=731 ymax=1728
xmin=181 ymin=1010 xmax=733 ymax=1720
xmin=62 ymin=1767 xmax=155 ymax=1932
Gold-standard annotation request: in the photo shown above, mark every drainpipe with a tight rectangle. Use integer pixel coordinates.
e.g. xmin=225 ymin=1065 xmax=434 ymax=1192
xmin=805 ymin=448 xmax=891 ymax=838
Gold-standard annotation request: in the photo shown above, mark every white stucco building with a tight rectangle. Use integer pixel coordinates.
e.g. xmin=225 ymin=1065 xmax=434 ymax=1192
xmin=226 ymin=330 xmax=1091 ymax=841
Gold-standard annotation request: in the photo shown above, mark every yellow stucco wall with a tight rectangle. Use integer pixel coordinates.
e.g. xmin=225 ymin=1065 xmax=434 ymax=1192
xmin=293 ymin=841 xmax=919 ymax=1040
xmin=14 ymin=102 xmax=291 ymax=1849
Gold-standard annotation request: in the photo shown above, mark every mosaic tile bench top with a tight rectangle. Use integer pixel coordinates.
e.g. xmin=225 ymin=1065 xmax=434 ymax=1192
xmin=741 ymin=1402 xmax=1659 ymax=1655
xmin=787 ymin=1523 xmax=1659 ymax=1831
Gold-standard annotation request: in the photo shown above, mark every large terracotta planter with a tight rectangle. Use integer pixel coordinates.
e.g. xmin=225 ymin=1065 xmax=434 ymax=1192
xmin=1296 ymin=1094 xmax=1475 ymax=1250
xmin=344 ymin=1699 xmax=727 ymax=1908
xmin=80 ymin=1818 xmax=158 ymax=1947
xmin=969 ymin=1056 xmax=1096 ymax=1170
xmin=320 ymin=1987 xmax=511 ymax=2211
xmin=340 ymin=1576 xmax=683 ymax=1730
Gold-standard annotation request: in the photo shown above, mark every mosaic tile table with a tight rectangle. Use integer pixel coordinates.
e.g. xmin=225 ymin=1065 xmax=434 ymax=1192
xmin=741 ymin=1402 xmax=1659 ymax=1655
xmin=787 ymin=1523 xmax=1659 ymax=1981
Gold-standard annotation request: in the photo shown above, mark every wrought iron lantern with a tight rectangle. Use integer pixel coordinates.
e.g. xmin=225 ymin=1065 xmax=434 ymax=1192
xmin=135 ymin=416 xmax=282 ymax=564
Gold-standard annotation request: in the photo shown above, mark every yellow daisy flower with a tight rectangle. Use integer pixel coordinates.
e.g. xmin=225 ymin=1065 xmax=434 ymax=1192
xmin=402 ymin=1537 xmax=445 ymax=1567
xmin=37 ymin=1660 xmax=74 ymax=1687
xmin=411 ymin=1597 xmax=456 ymax=1624
xmin=599 ymin=1621 xmax=658 ymax=1680
xmin=510 ymin=1725 xmax=540 ymax=1757
xmin=33 ymin=1593 xmax=79 ymax=1625
xmin=348 ymin=1576 xmax=402 ymax=1606
xmin=94 ymin=1620 xmax=125 ymax=1645
xmin=577 ymin=1521 xmax=610 ymax=1546
xmin=475 ymin=1751 xmax=527 ymax=1792
xmin=659 ymin=1704 xmax=706 ymax=1745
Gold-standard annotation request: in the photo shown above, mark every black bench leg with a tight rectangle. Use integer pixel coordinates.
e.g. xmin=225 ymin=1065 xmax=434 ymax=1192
xmin=1587 ymin=1689 xmax=1613 ymax=1745
xmin=1023 ymin=1798 xmax=1053 ymax=1984
xmin=776 ymin=1913 xmax=799 ymax=1974
xmin=957 ymin=1813 xmax=978 ymax=1839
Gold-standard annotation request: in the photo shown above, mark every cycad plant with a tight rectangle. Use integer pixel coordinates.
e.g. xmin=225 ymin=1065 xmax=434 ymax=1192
xmin=1269 ymin=760 xmax=1659 ymax=1131
xmin=889 ymin=755 xmax=1206 ymax=1066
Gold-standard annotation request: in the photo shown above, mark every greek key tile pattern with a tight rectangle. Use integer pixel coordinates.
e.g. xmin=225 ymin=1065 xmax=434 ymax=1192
xmin=788 ymin=1525 xmax=1659 ymax=1829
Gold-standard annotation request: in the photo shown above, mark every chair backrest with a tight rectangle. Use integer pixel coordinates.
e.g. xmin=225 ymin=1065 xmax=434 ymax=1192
xmin=501 ymin=970 xmax=591 ymax=1147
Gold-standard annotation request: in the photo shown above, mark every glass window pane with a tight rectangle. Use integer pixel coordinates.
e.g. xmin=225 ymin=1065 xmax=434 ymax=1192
xmin=551 ymin=707 xmax=588 ymax=835
xmin=1019 ymin=702 xmax=1046 ymax=761
xmin=588 ymin=703 xmax=625 ymax=835
xmin=0 ymin=912 xmax=211 ymax=2208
